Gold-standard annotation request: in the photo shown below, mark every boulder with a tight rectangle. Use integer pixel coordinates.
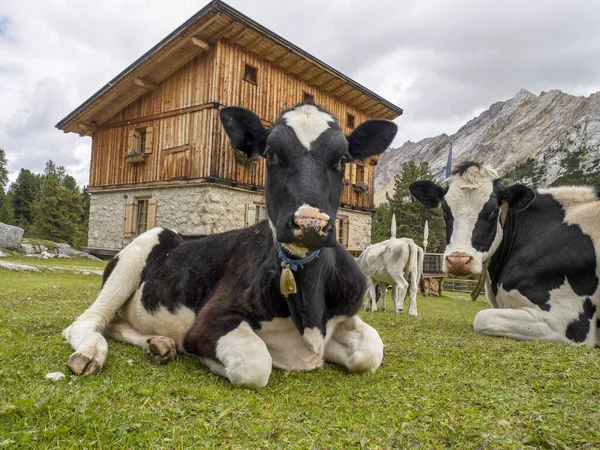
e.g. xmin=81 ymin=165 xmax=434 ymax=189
xmin=0 ymin=223 xmax=24 ymax=250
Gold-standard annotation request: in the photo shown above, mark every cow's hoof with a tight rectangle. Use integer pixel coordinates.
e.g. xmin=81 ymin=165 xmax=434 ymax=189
xmin=147 ymin=336 xmax=177 ymax=365
xmin=67 ymin=353 xmax=102 ymax=376
xmin=395 ymin=310 xmax=403 ymax=314
xmin=408 ymin=310 xmax=418 ymax=317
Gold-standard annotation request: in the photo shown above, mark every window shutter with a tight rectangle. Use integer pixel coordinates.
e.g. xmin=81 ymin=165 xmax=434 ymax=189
xmin=145 ymin=126 xmax=154 ymax=154
xmin=347 ymin=220 xmax=354 ymax=249
xmin=246 ymin=203 xmax=256 ymax=226
xmin=128 ymin=129 xmax=135 ymax=152
xmin=147 ymin=198 xmax=157 ymax=229
xmin=350 ymin=164 xmax=357 ymax=184
xmin=124 ymin=199 xmax=134 ymax=237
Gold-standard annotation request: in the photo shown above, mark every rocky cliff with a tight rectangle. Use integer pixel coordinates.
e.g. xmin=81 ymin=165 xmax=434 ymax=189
xmin=375 ymin=89 xmax=600 ymax=204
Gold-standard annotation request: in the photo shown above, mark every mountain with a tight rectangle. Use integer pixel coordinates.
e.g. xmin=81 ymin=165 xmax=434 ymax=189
xmin=375 ymin=89 xmax=600 ymax=204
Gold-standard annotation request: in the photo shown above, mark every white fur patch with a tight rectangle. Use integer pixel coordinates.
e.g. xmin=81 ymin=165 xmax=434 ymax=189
xmin=215 ymin=321 xmax=272 ymax=388
xmin=283 ymin=104 xmax=334 ymax=150
xmin=256 ymin=317 xmax=325 ymax=370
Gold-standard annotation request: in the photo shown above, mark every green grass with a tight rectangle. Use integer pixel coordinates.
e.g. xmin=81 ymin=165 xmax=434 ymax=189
xmin=0 ymin=255 xmax=107 ymax=273
xmin=1 ymin=270 xmax=600 ymax=449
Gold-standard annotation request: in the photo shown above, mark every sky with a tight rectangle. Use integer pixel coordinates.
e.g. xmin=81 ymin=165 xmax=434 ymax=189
xmin=1 ymin=0 xmax=600 ymax=187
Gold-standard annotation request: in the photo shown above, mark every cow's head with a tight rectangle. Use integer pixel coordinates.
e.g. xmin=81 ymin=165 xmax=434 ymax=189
xmin=409 ymin=162 xmax=535 ymax=276
xmin=220 ymin=102 xmax=397 ymax=254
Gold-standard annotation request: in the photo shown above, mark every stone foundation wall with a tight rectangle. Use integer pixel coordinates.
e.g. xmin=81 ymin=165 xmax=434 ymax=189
xmin=88 ymin=184 xmax=373 ymax=251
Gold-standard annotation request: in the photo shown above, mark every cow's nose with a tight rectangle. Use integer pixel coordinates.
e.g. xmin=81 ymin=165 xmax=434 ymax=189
xmin=293 ymin=205 xmax=329 ymax=236
xmin=445 ymin=252 xmax=474 ymax=276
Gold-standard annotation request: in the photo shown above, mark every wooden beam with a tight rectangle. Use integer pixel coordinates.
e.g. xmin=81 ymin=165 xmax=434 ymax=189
xmin=194 ymin=14 xmax=219 ymax=35
xmin=78 ymin=122 xmax=97 ymax=134
xmin=230 ymin=28 xmax=249 ymax=44
xmin=133 ymin=78 xmax=158 ymax=90
xmin=189 ymin=37 xmax=211 ymax=51
xmin=364 ymin=103 xmax=383 ymax=115
xmin=211 ymin=21 xmax=237 ymax=42
xmin=309 ymin=73 xmax=331 ymax=86
xmin=354 ymin=97 xmax=374 ymax=109
xmin=299 ymin=69 xmax=319 ymax=81
xmin=345 ymin=91 xmax=364 ymax=104
xmin=286 ymin=58 xmax=307 ymax=74
xmin=259 ymin=43 xmax=279 ymax=59
xmin=330 ymin=84 xmax=352 ymax=96
xmin=244 ymin=36 xmax=263 ymax=52
xmin=98 ymin=102 xmax=217 ymax=130
xmin=321 ymin=78 xmax=343 ymax=91
xmin=272 ymin=51 xmax=292 ymax=66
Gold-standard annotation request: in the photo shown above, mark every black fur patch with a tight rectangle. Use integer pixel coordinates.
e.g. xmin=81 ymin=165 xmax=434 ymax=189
xmin=565 ymin=298 xmax=596 ymax=343
xmin=101 ymin=256 xmax=119 ymax=288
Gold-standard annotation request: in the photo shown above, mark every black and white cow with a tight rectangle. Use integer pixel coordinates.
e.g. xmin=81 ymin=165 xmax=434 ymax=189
xmin=63 ymin=101 xmax=397 ymax=388
xmin=409 ymin=162 xmax=600 ymax=345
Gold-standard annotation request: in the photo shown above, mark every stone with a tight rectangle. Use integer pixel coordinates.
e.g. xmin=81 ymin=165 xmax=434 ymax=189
xmin=0 ymin=222 xmax=24 ymax=250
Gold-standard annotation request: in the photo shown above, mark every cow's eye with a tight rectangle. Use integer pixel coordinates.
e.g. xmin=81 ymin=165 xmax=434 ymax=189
xmin=264 ymin=148 xmax=275 ymax=160
xmin=334 ymin=156 xmax=348 ymax=171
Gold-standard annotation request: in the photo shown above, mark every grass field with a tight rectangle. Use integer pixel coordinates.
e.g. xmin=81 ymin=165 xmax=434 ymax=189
xmin=1 ymin=260 xmax=600 ymax=449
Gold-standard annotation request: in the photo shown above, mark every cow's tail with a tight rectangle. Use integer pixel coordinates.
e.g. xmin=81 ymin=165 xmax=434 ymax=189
xmin=62 ymin=228 xmax=170 ymax=374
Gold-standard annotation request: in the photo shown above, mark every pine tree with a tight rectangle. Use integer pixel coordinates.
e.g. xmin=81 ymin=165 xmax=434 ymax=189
xmin=372 ymin=161 xmax=446 ymax=252
xmin=10 ymin=169 xmax=41 ymax=230
xmin=0 ymin=147 xmax=13 ymax=224
xmin=31 ymin=173 xmax=79 ymax=245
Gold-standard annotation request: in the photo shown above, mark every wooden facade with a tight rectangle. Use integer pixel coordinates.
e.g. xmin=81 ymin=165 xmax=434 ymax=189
xmin=57 ymin=1 xmax=402 ymax=250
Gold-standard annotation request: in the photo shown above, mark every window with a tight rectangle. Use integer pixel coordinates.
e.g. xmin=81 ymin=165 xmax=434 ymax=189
xmin=129 ymin=126 xmax=153 ymax=155
xmin=254 ymin=204 xmax=268 ymax=223
xmin=246 ymin=203 xmax=268 ymax=226
xmin=303 ymin=91 xmax=314 ymax=102
xmin=356 ymin=163 xmax=366 ymax=183
xmin=243 ymin=64 xmax=258 ymax=84
xmin=346 ymin=113 xmax=355 ymax=129
xmin=135 ymin=199 xmax=149 ymax=236
xmin=337 ymin=216 xmax=349 ymax=248
xmin=124 ymin=197 xmax=157 ymax=238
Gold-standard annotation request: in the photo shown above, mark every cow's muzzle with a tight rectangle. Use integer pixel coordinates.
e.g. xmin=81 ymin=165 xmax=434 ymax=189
xmin=445 ymin=252 xmax=475 ymax=276
xmin=292 ymin=206 xmax=331 ymax=249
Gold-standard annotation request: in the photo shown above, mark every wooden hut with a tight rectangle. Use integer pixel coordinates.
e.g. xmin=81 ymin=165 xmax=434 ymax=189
xmin=56 ymin=0 xmax=403 ymax=256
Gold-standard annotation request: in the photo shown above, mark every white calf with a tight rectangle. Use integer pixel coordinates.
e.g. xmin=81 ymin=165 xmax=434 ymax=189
xmin=358 ymin=238 xmax=423 ymax=316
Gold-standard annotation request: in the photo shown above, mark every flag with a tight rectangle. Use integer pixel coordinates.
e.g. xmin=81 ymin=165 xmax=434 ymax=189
xmin=445 ymin=141 xmax=453 ymax=179
xmin=423 ymin=220 xmax=429 ymax=253
xmin=391 ymin=214 xmax=397 ymax=239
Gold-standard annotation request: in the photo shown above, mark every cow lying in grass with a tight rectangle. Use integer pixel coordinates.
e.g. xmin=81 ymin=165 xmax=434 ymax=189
xmin=410 ymin=162 xmax=600 ymax=345
xmin=63 ymin=102 xmax=397 ymax=388
xmin=358 ymin=237 xmax=423 ymax=315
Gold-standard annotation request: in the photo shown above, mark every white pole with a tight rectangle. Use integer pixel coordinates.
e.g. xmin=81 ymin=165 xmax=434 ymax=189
xmin=423 ymin=220 xmax=429 ymax=253
xmin=391 ymin=214 xmax=397 ymax=239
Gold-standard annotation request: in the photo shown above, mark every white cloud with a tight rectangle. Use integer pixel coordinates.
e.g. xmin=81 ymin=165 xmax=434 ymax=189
xmin=1 ymin=0 xmax=599 ymax=187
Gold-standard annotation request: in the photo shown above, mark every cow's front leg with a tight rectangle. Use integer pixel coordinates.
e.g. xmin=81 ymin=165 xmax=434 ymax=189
xmin=473 ymin=307 xmax=577 ymax=345
xmin=183 ymin=318 xmax=272 ymax=389
xmin=364 ymin=278 xmax=377 ymax=312
xmin=324 ymin=315 xmax=384 ymax=373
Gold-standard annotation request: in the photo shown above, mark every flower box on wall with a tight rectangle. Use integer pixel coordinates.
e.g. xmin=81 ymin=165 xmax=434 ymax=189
xmin=353 ymin=181 xmax=370 ymax=196
xmin=125 ymin=152 xmax=148 ymax=164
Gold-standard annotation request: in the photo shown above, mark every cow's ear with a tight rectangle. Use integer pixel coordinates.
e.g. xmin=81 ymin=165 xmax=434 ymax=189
xmin=409 ymin=180 xmax=446 ymax=208
xmin=220 ymin=107 xmax=270 ymax=158
xmin=500 ymin=184 xmax=535 ymax=212
xmin=347 ymin=119 xmax=397 ymax=161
